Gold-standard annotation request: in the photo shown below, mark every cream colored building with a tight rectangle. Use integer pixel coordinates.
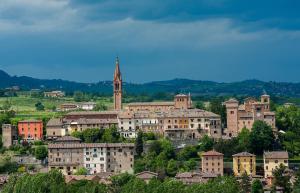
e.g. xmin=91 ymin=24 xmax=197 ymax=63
xmin=224 ymin=94 xmax=276 ymax=137
xmin=264 ymin=151 xmax=289 ymax=178
xmin=232 ymin=152 xmax=256 ymax=177
xmin=201 ymin=150 xmax=224 ymax=176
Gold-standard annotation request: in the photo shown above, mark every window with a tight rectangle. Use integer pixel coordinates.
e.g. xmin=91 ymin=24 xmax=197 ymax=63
xmin=230 ymin=111 xmax=234 ymax=114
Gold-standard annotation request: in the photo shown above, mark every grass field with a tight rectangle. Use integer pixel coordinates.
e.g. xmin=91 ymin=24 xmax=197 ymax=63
xmin=0 ymin=94 xmax=114 ymax=119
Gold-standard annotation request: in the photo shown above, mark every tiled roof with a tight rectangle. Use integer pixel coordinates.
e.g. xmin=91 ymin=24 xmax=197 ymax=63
xmin=55 ymin=136 xmax=81 ymax=142
xmin=225 ymin=98 xmax=239 ymax=103
xmin=232 ymin=152 xmax=256 ymax=157
xmin=136 ymin=171 xmax=158 ymax=179
xmin=66 ymin=118 xmax=118 ymax=124
xmin=19 ymin=120 xmax=42 ymax=123
xmin=47 ymin=118 xmax=63 ymax=126
xmin=127 ymin=101 xmax=175 ymax=106
xmin=48 ymin=142 xmax=135 ymax=149
xmin=264 ymin=151 xmax=289 ymax=159
xmin=202 ymin=150 xmax=223 ymax=156
xmin=66 ymin=111 xmax=119 ymax=116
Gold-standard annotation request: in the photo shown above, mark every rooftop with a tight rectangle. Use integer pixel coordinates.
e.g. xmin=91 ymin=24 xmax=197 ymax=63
xmin=264 ymin=151 xmax=289 ymax=159
xmin=127 ymin=101 xmax=175 ymax=106
xmin=48 ymin=142 xmax=135 ymax=149
xmin=202 ymin=150 xmax=223 ymax=156
xmin=232 ymin=152 xmax=256 ymax=157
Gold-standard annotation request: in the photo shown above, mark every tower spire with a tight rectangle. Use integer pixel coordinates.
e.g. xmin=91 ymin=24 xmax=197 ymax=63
xmin=113 ymin=56 xmax=122 ymax=111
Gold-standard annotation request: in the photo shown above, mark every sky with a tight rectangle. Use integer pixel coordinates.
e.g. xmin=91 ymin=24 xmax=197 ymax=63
xmin=0 ymin=0 xmax=300 ymax=83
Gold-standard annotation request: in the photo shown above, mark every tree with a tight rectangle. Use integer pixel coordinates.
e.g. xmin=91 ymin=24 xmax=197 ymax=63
xmin=249 ymin=120 xmax=275 ymax=155
xmin=35 ymin=102 xmax=45 ymax=111
xmin=251 ymin=179 xmax=263 ymax=193
xmin=293 ymin=170 xmax=300 ymax=193
xmin=272 ymin=164 xmax=292 ymax=193
xmin=34 ymin=146 xmax=48 ymax=160
xmin=238 ymin=128 xmax=251 ymax=152
xmin=209 ymin=98 xmax=227 ymax=128
xmin=74 ymin=167 xmax=88 ymax=175
xmin=94 ymin=103 xmax=108 ymax=111
xmin=74 ymin=91 xmax=87 ymax=102
xmin=195 ymin=101 xmax=205 ymax=110
xmin=199 ymin=135 xmax=214 ymax=152
xmin=135 ymin=131 xmax=144 ymax=157
xmin=240 ymin=172 xmax=251 ymax=193
xmin=2 ymin=99 xmax=11 ymax=111
xmin=166 ymin=159 xmax=178 ymax=177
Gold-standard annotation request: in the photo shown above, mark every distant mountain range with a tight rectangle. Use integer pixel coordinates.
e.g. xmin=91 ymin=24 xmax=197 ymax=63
xmin=1 ymin=70 xmax=300 ymax=97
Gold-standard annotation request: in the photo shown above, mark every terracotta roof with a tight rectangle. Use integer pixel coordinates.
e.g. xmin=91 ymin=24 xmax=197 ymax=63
xmin=136 ymin=171 xmax=158 ymax=179
xmin=49 ymin=142 xmax=135 ymax=149
xmin=201 ymin=172 xmax=218 ymax=178
xmin=47 ymin=118 xmax=63 ymax=126
xmin=202 ymin=150 xmax=223 ymax=156
xmin=66 ymin=118 xmax=118 ymax=124
xmin=66 ymin=111 xmax=119 ymax=116
xmin=264 ymin=151 xmax=289 ymax=159
xmin=232 ymin=152 xmax=256 ymax=157
xmin=55 ymin=136 xmax=81 ymax=142
xmin=127 ymin=101 xmax=175 ymax=107
xmin=19 ymin=120 xmax=42 ymax=123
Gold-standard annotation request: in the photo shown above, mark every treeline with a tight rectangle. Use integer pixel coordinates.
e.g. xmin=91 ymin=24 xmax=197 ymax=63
xmin=3 ymin=168 xmax=300 ymax=193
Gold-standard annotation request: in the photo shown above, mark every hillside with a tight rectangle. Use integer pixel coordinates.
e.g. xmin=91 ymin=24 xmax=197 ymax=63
xmin=1 ymin=70 xmax=300 ymax=97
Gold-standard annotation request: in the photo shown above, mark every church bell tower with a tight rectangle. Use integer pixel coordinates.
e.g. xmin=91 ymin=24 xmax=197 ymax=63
xmin=113 ymin=57 xmax=122 ymax=110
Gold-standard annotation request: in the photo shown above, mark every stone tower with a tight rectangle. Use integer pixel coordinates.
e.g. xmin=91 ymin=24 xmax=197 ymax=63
xmin=224 ymin=98 xmax=239 ymax=137
xmin=113 ymin=57 xmax=122 ymax=111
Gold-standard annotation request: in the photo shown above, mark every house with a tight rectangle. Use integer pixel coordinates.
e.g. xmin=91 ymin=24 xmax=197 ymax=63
xmin=44 ymin=91 xmax=65 ymax=98
xmin=175 ymin=172 xmax=217 ymax=185
xmin=232 ymin=152 xmax=256 ymax=177
xmin=201 ymin=150 xmax=224 ymax=176
xmin=136 ymin=171 xmax=158 ymax=183
xmin=18 ymin=120 xmax=43 ymax=141
xmin=264 ymin=151 xmax=289 ymax=179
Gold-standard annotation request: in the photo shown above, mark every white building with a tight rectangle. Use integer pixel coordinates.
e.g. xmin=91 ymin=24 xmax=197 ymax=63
xmin=84 ymin=146 xmax=107 ymax=174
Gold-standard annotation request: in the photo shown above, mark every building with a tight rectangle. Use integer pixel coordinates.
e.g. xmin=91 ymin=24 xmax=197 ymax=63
xmin=46 ymin=111 xmax=118 ymax=139
xmin=113 ymin=57 xmax=122 ymax=111
xmin=232 ymin=152 xmax=256 ymax=177
xmin=44 ymin=90 xmax=65 ymax=98
xmin=1 ymin=124 xmax=17 ymax=148
xmin=201 ymin=150 xmax=224 ymax=176
xmin=117 ymin=108 xmax=222 ymax=139
xmin=125 ymin=94 xmax=192 ymax=112
xmin=158 ymin=109 xmax=222 ymax=140
xmin=135 ymin=171 xmax=158 ymax=183
xmin=224 ymin=94 xmax=276 ymax=137
xmin=18 ymin=120 xmax=43 ymax=141
xmin=175 ymin=172 xmax=217 ymax=185
xmin=48 ymin=136 xmax=135 ymax=175
xmin=60 ymin=102 xmax=97 ymax=111
xmin=264 ymin=151 xmax=289 ymax=179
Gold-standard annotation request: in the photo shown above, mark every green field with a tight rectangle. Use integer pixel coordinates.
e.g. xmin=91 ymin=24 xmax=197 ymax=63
xmin=0 ymin=94 xmax=114 ymax=120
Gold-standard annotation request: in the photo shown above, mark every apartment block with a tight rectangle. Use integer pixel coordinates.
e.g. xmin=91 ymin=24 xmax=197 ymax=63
xmin=232 ymin=152 xmax=256 ymax=177
xmin=201 ymin=150 xmax=224 ymax=176
xmin=264 ymin=151 xmax=289 ymax=179
xmin=48 ymin=136 xmax=134 ymax=175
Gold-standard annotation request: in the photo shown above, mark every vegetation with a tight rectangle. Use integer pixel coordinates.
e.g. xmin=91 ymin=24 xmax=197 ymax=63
xmin=71 ymin=127 xmax=125 ymax=143
xmin=74 ymin=167 xmax=88 ymax=175
xmin=34 ymin=145 xmax=48 ymax=160
xmin=272 ymin=164 xmax=292 ymax=193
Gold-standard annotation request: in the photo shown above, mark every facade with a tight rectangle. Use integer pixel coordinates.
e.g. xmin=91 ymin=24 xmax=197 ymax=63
xmin=224 ymin=94 xmax=276 ymax=137
xmin=48 ymin=136 xmax=134 ymax=175
xmin=158 ymin=109 xmax=222 ymax=140
xmin=113 ymin=57 xmax=122 ymax=111
xmin=117 ymin=108 xmax=222 ymax=139
xmin=18 ymin=120 xmax=43 ymax=141
xmin=46 ymin=111 xmax=118 ymax=139
xmin=232 ymin=152 xmax=256 ymax=177
xmin=125 ymin=94 xmax=192 ymax=112
xmin=264 ymin=151 xmax=289 ymax=178
xmin=44 ymin=91 xmax=65 ymax=98
xmin=201 ymin=150 xmax=224 ymax=176
xmin=1 ymin=124 xmax=17 ymax=148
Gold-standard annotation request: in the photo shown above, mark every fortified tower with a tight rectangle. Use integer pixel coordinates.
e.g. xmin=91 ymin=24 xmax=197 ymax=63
xmin=113 ymin=57 xmax=122 ymax=111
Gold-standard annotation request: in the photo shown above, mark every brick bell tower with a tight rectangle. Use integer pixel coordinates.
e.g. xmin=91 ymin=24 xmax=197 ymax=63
xmin=113 ymin=57 xmax=122 ymax=110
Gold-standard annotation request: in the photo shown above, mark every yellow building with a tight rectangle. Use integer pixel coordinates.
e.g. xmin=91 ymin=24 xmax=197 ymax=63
xmin=264 ymin=151 xmax=289 ymax=178
xmin=232 ymin=152 xmax=256 ymax=177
